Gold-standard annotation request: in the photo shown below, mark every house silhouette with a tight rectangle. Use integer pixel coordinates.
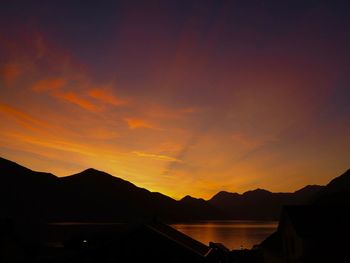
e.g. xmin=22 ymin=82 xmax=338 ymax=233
xmin=278 ymin=206 xmax=350 ymax=263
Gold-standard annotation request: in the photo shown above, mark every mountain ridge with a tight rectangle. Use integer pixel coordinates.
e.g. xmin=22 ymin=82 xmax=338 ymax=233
xmin=314 ymin=169 xmax=350 ymax=206
xmin=1 ymin=157 xmax=347 ymax=221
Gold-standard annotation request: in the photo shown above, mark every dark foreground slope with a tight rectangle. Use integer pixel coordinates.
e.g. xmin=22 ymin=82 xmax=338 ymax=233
xmin=260 ymin=169 xmax=350 ymax=263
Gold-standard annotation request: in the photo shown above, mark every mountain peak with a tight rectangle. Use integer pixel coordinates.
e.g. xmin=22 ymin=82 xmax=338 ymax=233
xmin=61 ymin=167 xmax=141 ymax=192
xmin=75 ymin=168 xmax=113 ymax=177
xmin=216 ymin=190 xmax=239 ymax=196
xmin=82 ymin=167 xmax=103 ymax=173
xmin=62 ymin=168 xmax=119 ymax=183
xmin=209 ymin=191 xmax=240 ymax=202
xmin=323 ymin=168 xmax=350 ymax=194
xmin=180 ymin=195 xmax=205 ymax=202
xmin=243 ymin=188 xmax=271 ymax=196
xmin=181 ymin=195 xmax=193 ymax=201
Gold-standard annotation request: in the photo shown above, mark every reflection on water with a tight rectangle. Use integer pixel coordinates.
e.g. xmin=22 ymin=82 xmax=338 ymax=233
xmin=171 ymin=220 xmax=277 ymax=250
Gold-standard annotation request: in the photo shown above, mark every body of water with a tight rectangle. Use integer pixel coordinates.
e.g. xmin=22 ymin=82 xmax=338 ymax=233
xmin=171 ymin=220 xmax=277 ymax=250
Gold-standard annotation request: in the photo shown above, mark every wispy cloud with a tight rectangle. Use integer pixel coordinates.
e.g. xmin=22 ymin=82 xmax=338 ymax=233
xmin=55 ymin=91 xmax=98 ymax=111
xmin=32 ymin=78 xmax=129 ymax=112
xmin=88 ymin=88 xmax=128 ymax=106
xmin=0 ymin=103 xmax=50 ymax=131
xmin=32 ymin=79 xmax=98 ymax=111
xmin=133 ymin=151 xmax=182 ymax=162
xmin=125 ymin=118 xmax=155 ymax=129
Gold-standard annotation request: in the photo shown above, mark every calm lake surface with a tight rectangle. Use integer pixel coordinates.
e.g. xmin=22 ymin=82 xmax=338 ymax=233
xmin=171 ymin=220 xmax=277 ymax=250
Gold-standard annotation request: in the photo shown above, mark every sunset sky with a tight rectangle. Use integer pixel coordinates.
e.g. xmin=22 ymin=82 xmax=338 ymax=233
xmin=1 ymin=0 xmax=350 ymax=199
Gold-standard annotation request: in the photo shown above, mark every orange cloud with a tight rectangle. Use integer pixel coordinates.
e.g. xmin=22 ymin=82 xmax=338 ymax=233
xmin=56 ymin=91 xmax=98 ymax=111
xmin=88 ymin=88 xmax=127 ymax=106
xmin=0 ymin=103 xmax=51 ymax=131
xmin=32 ymin=78 xmax=100 ymax=111
xmin=133 ymin=151 xmax=182 ymax=162
xmin=125 ymin=118 xmax=154 ymax=129
xmin=32 ymin=78 xmax=66 ymax=92
xmin=32 ymin=78 xmax=129 ymax=112
xmin=1 ymin=63 xmax=21 ymax=85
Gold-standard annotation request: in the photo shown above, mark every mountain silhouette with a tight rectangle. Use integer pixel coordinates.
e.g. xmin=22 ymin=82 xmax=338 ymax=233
xmin=59 ymin=168 xmax=182 ymax=221
xmin=1 ymin=157 xmax=343 ymax=222
xmin=179 ymin=195 xmax=224 ymax=219
xmin=314 ymin=169 xmax=350 ymax=205
xmin=0 ymin=158 xmax=181 ymax=222
xmin=0 ymin=157 xmax=58 ymax=219
xmin=208 ymin=186 xmax=323 ymax=219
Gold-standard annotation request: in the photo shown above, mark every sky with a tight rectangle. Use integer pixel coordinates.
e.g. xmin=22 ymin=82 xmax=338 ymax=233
xmin=1 ymin=0 xmax=350 ymax=199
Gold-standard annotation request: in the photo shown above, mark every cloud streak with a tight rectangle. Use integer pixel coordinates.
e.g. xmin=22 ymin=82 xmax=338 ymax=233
xmin=55 ymin=91 xmax=98 ymax=111
xmin=0 ymin=103 xmax=50 ymax=131
xmin=125 ymin=118 xmax=155 ymax=129
xmin=133 ymin=151 xmax=182 ymax=163
xmin=88 ymin=88 xmax=128 ymax=106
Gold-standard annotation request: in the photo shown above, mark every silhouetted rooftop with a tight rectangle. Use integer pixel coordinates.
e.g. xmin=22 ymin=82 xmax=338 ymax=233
xmin=146 ymin=221 xmax=210 ymax=256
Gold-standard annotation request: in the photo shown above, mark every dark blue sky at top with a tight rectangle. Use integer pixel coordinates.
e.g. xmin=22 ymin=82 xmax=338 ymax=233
xmin=2 ymin=1 xmax=350 ymax=70
xmin=1 ymin=0 xmax=350 ymax=109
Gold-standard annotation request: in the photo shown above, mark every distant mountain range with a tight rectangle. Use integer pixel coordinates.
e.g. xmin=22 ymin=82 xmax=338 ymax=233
xmin=1 ymin=157 xmax=349 ymax=222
